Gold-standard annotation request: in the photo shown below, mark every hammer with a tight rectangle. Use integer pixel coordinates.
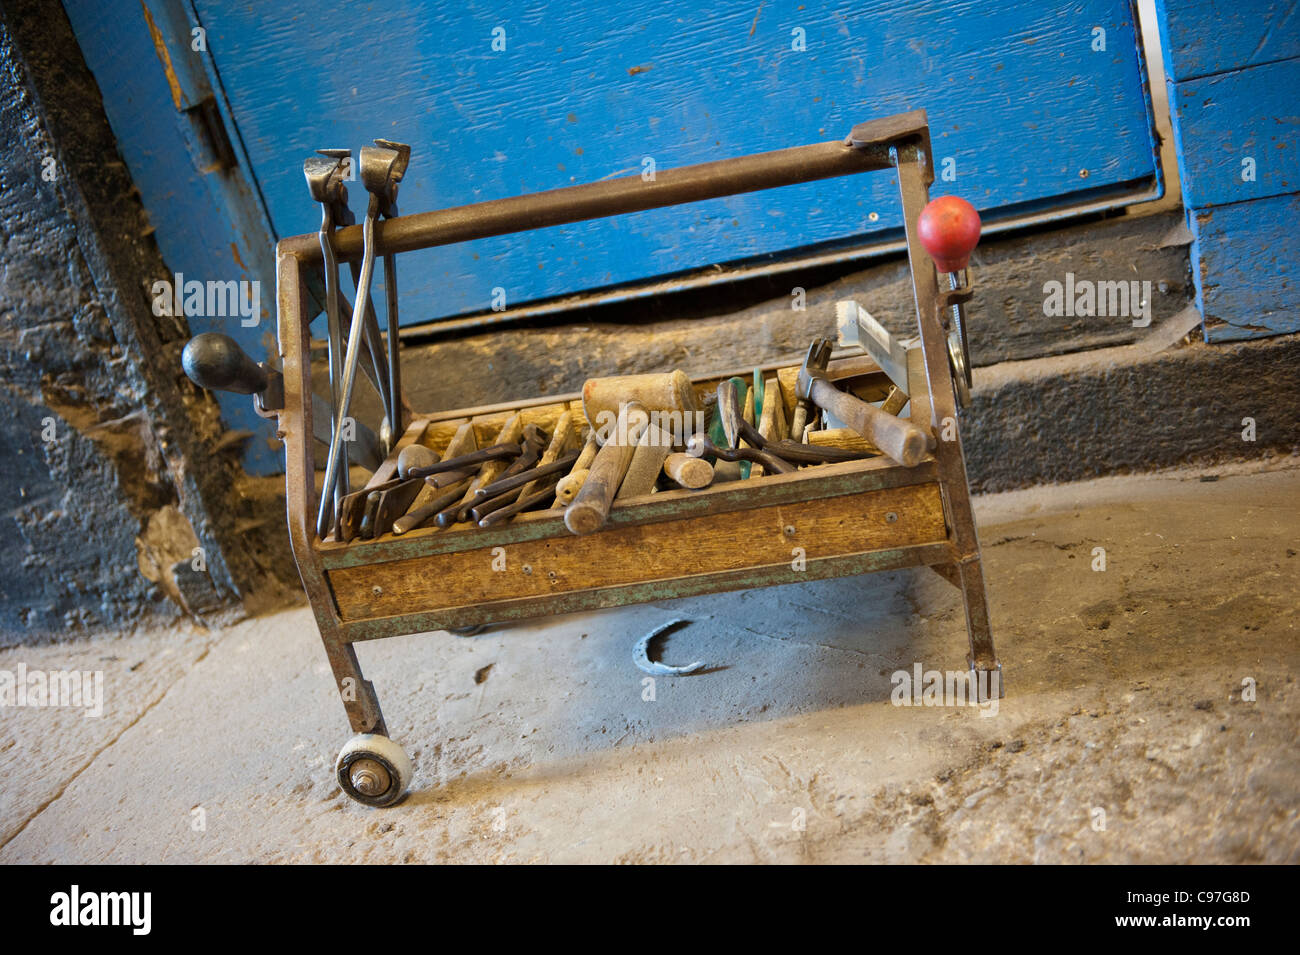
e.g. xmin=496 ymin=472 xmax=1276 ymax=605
xmin=795 ymin=339 xmax=931 ymax=467
xmin=564 ymin=401 xmax=649 ymax=535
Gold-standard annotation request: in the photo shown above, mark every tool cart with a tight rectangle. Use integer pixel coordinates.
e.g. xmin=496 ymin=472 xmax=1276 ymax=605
xmin=182 ymin=108 xmax=1002 ymax=807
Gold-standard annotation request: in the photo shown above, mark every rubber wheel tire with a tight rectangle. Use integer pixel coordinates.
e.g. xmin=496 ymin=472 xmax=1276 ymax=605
xmin=336 ymin=734 xmax=412 ymax=807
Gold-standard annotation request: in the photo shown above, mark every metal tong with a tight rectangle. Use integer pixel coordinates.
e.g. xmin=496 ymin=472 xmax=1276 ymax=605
xmin=313 ymin=140 xmax=410 ymax=540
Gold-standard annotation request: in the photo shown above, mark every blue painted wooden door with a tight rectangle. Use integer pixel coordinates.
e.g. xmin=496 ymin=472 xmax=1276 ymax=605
xmin=63 ymin=0 xmax=1160 ymax=471
xmin=201 ymin=0 xmax=1159 ymax=321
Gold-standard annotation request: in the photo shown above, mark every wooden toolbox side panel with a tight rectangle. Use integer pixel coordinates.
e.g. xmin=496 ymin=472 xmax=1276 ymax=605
xmin=328 ymin=483 xmax=946 ymax=621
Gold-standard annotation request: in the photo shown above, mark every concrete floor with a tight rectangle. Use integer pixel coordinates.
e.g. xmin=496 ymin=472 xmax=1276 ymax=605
xmin=2 ymin=461 xmax=1297 ymax=864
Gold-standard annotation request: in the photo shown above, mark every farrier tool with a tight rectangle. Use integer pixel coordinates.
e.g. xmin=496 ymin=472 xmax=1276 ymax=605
xmin=685 ymin=433 xmax=796 ymax=474
xmin=795 ymin=339 xmax=932 ymax=467
xmin=303 ymin=151 xmax=352 ymax=530
xmin=315 ymin=140 xmax=410 ymax=540
xmin=311 ymin=148 xmax=393 ymax=415
xmin=714 ymin=380 xmax=871 ymax=465
xmin=304 ymin=150 xmax=394 ymax=535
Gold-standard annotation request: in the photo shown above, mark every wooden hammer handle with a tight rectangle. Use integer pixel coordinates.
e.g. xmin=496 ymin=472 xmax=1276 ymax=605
xmin=809 ymin=378 xmax=929 ymax=467
xmin=564 ymin=404 xmax=647 ymax=535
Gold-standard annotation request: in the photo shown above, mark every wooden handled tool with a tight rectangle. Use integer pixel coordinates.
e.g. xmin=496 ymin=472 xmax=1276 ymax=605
xmin=434 ymin=414 xmax=525 ymax=528
xmin=519 ymin=411 xmax=577 ymax=501
xmin=554 ymin=430 xmax=599 ymax=505
xmin=564 ymin=402 xmax=648 ymax=535
xmin=581 ymin=371 xmax=697 ymax=435
xmin=441 ymin=421 xmax=544 ymax=527
xmin=795 ymin=339 xmax=930 ymax=467
xmin=616 ymin=417 xmax=675 ymax=500
xmin=753 ymin=374 xmax=787 ymax=477
xmin=392 ymin=421 xmax=477 ymax=535
xmin=663 ymin=452 xmax=713 ymax=489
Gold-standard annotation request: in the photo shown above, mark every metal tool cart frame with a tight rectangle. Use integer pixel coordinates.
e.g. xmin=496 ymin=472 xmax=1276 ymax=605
xmin=246 ymin=108 xmax=1001 ymax=805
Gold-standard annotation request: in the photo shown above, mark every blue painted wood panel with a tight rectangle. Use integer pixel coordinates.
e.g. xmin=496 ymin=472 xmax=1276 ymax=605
xmin=1191 ymin=192 xmax=1299 ymax=341
xmin=1167 ymin=57 xmax=1300 ymax=208
xmin=61 ymin=0 xmax=282 ymax=474
xmin=1154 ymin=0 xmax=1300 ymax=81
xmin=1154 ymin=0 xmax=1299 ymax=340
xmin=193 ymin=0 xmax=1159 ymax=325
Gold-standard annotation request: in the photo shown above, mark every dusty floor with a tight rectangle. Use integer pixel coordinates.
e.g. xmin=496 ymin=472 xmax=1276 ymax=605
xmin=1 ymin=461 xmax=1296 ymax=864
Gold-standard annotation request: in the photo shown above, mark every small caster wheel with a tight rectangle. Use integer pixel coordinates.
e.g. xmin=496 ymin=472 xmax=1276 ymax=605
xmin=336 ymin=734 xmax=412 ymax=807
xmin=449 ymin=624 xmax=484 ymax=636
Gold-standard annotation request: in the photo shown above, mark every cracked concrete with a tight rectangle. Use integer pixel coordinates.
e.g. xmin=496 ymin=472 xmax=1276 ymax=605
xmin=1 ymin=461 xmax=1296 ymax=863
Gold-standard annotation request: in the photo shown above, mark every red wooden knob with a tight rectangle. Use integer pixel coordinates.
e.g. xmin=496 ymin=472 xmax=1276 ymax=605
xmin=918 ymin=196 xmax=981 ymax=272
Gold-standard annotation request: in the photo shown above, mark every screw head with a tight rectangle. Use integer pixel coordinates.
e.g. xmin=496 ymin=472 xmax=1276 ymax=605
xmin=522 ymin=564 xmax=533 ymax=575
xmin=371 ymin=585 xmax=383 ymax=596
xmin=783 ymin=524 xmax=796 ymax=536
xmin=885 ymin=512 xmax=898 ymax=523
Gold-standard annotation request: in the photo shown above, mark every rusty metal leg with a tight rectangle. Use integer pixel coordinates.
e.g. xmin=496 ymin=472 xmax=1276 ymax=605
xmin=894 ymin=143 xmax=1002 ymax=701
xmin=322 ymin=634 xmax=387 ymax=736
xmin=954 ymin=555 xmax=1002 ymax=700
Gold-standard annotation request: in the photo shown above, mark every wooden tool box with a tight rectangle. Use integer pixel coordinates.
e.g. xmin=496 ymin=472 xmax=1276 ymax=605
xmin=249 ymin=109 xmax=1000 ymax=806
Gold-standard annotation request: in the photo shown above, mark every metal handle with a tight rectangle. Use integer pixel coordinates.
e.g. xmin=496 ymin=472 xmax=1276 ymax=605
xmin=918 ymin=196 xmax=981 ymax=272
xmin=182 ymin=333 xmax=269 ymax=395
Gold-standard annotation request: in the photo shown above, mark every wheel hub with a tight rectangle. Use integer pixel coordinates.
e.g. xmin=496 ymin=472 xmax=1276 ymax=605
xmin=349 ymin=757 xmax=392 ymax=797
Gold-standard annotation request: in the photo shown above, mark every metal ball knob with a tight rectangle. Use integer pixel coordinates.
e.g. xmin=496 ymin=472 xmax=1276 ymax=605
xmin=181 ymin=332 xmax=268 ymax=395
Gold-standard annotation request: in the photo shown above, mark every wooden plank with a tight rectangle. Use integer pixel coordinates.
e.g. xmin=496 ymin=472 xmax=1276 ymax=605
xmin=1155 ymin=0 xmax=1300 ymax=82
xmin=1191 ymin=192 xmax=1300 ymax=341
xmin=340 ymin=541 xmax=955 ymax=641
xmin=1167 ymin=58 xmax=1300 ymax=209
xmin=328 ymin=482 xmax=947 ymax=621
